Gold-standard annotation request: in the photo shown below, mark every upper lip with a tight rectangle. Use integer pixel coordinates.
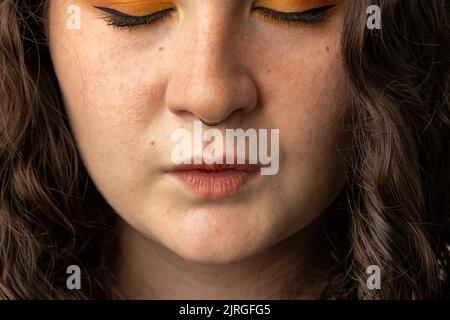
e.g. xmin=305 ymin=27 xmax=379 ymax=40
xmin=167 ymin=159 xmax=261 ymax=173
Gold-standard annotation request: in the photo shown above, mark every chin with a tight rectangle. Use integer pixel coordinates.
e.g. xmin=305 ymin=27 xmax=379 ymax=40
xmin=166 ymin=214 xmax=270 ymax=265
xmin=173 ymin=240 xmax=263 ymax=265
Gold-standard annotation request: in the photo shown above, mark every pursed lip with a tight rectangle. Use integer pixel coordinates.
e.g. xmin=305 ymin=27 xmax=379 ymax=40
xmin=166 ymin=161 xmax=261 ymax=199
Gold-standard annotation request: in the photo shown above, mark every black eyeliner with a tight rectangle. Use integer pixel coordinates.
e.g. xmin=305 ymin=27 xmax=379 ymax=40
xmin=96 ymin=3 xmax=336 ymax=29
xmin=94 ymin=6 xmax=176 ymax=29
xmin=254 ymin=4 xmax=336 ymax=23
xmin=94 ymin=5 xmax=176 ymax=19
xmin=94 ymin=6 xmax=136 ymax=18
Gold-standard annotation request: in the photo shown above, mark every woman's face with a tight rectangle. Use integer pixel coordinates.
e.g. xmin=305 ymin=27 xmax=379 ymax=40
xmin=48 ymin=0 xmax=348 ymax=264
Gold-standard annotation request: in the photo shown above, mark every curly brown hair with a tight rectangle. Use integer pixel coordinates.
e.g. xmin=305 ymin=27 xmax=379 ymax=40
xmin=0 ymin=0 xmax=449 ymax=299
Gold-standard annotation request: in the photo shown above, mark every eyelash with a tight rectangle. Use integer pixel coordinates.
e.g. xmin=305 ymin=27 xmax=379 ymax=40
xmin=97 ymin=4 xmax=336 ymax=30
xmin=253 ymin=4 xmax=336 ymax=24
xmin=96 ymin=6 xmax=176 ymax=29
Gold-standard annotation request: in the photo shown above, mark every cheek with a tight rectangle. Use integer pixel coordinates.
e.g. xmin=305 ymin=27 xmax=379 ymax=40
xmin=262 ymin=34 xmax=347 ymax=163
xmin=49 ymin=30 xmax=167 ymax=195
xmin=252 ymin=10 xmax=347 ymax=148
xmin=257 ymin=36 xmax=348 ymax=223
xmin=279 ymin=57 xmax=347 ymax=155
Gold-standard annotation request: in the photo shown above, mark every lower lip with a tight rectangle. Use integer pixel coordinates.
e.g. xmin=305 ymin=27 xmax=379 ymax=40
xmin=170 ymin=169 xmax=258 ymax=198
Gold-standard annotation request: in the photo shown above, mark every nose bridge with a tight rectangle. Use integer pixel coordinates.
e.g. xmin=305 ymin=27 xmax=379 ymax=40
xmin=187 ymin=19 xmax=237 ymax=98
xmin=165 ymin=8 xmax=257 ymax=123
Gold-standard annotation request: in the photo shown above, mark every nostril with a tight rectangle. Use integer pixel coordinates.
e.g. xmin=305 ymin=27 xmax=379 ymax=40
xmin=200 ymin=119 xmax=224 ymax=127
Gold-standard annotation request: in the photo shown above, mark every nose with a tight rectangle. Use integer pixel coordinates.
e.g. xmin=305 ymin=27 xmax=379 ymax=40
xmin=165 ymin=11 xmax=258 ymax=125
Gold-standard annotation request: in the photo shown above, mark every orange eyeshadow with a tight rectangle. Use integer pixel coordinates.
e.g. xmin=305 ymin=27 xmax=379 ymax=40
xmin=79 ymin=0 xmax=176 ymax=16
xmin=253 ymin=0 xmax=338 ymax=12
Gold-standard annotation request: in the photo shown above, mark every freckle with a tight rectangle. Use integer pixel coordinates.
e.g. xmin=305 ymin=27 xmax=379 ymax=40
xmin=267 ymin=69 xmax=271 ymax=73
xmin=150 ymin=140 xmax=156 ymax=146
xmin=159 ymin=46 xmax=164 ymax=52
xmin=325 ymin=46 xmax=330 ymax=52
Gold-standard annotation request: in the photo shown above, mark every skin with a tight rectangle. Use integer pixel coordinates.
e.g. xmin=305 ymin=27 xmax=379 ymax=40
xmin=48 ymin=0 xmax=349 ymax=299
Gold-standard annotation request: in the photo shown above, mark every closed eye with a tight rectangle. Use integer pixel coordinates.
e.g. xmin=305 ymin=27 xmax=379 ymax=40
xmin=95 ymin=6 xmax=176 ymax=29
xmin=95 ymin=3 xmax=337 ymax=30
xmin=252 ymin=4 xmax=337 ymax=24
